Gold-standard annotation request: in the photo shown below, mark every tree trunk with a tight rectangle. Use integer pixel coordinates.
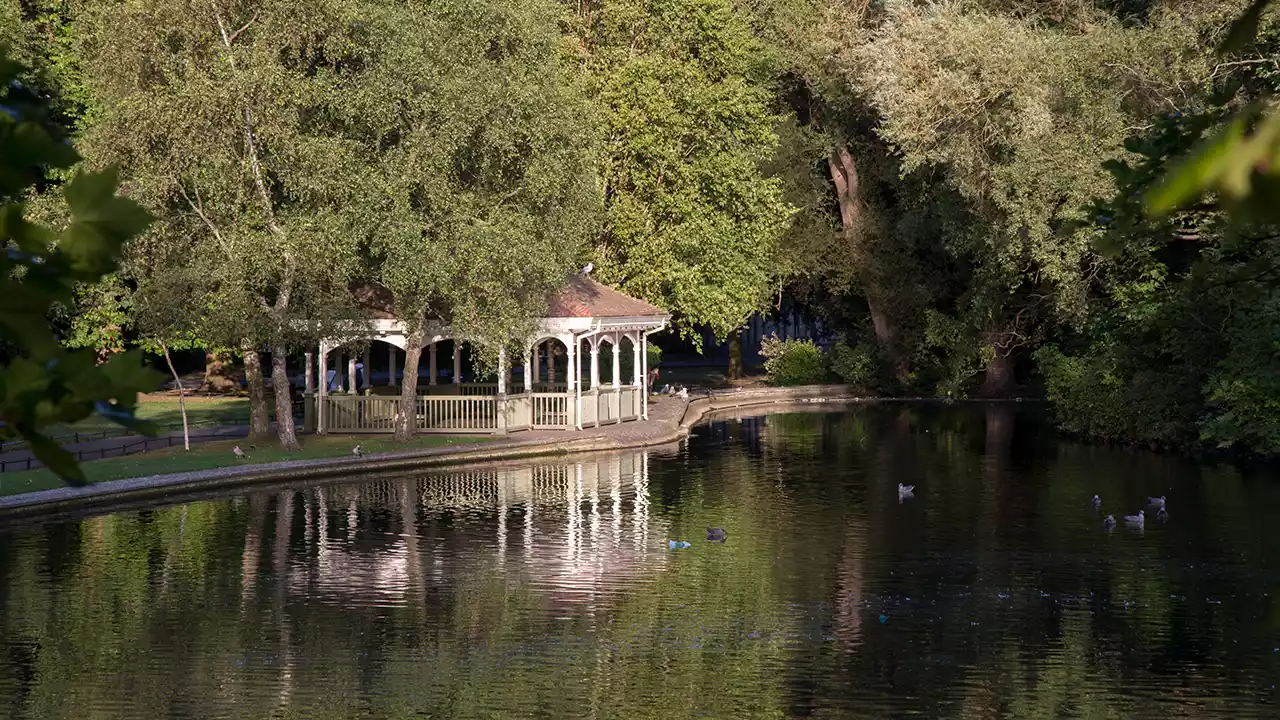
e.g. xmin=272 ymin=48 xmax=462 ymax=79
xmin=162 ymin=342 xmax=190 ymax=451
xmin=866 ymin=293 xmax=909 ymax=385
xmin=395 ymin=326 xmax=425 ymax=442
xmin=243 ymin=344 xmax=271 ymax=439
xmin=728 ymin=327 xmax=743 ymax=381
xmin=202 ymin=349 xmax=239 ymax=393
xmin=827 ymin=142 xmax=909 ymax=386
xmin=271 ymin=344 xmax=299 ymax=451
xmin=981 ymin=346 xmax=1016 ymax=397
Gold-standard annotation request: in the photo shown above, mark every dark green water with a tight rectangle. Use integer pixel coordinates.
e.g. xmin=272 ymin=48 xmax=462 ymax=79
xmin=2 ymin=403 xmax=1280 ymax=719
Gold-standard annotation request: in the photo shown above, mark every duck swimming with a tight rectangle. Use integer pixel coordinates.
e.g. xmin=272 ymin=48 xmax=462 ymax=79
xmin=898 ymin=484 xmax=915 ymax=502
xmin=1103 ymin=514 xmax=1116 ymax=530
xmin=706 ymin=528 xmax=727 ymax=542
xmin=1123 ymin=509 xmax=1145 ymax=528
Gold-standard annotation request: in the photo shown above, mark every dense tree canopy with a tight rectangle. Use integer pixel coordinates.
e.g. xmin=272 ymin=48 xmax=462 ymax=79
xmin=571 ymin=0 xmax=793 ymax=346
xmin=9 ymin=0 xmax=1280 ymax=458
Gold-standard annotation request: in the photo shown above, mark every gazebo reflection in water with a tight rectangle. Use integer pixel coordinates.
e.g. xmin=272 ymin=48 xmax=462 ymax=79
xmin=257 ymin=447 xmax=675 ymax=608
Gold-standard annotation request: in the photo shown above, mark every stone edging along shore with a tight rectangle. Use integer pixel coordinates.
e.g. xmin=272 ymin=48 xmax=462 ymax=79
xmin=0 ymin=385 xmax=860 ymax=519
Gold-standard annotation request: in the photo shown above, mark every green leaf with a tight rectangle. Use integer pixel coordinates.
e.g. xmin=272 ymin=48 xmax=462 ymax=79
xmin=1145 ymin=115 xmax=1247 ymax=216
xmin=1219 ymin=0 xmax=1272 ymax=54
xmin=24 ymin=433 xmax=87 ymax=485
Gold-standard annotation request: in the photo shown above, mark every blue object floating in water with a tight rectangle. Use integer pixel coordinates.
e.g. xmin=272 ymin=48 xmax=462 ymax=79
xmin=879 ymin=615 xmax=888 ymax=624
xmin=668 ymin=540 xmax=692 ymax=550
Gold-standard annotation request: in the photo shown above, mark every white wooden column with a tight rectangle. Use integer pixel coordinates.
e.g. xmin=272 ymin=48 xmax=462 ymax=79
xmin=566 ymin=336 xmax=577 ymax=429
xmin=525 ymin=348 xmax=534 ymax=394
xmin=348 ymin=355 xmax=357 ymax=394
xmin=317 ymin=342 xmax=329 ymax=434
xmin=453 ymin=342 xmax=462 ymax=384
xmin=388 ymin=344 xmax=397 ymax=387
xmin=611 ymin=334 xmax=621 ymax=388
xmin=589 ymin=341 xmax=600 ymax=391
xmin=429 ymin=342 xmax=438 ymax=385
xmin=363 ymin=347 xmax=371 ymax=390
xmin=532 ymin=342 xmax=541 ymax=386
xmin=632 ymin=333 xmax=642 ymax=387
xmin=304 ymin=351 xmax=314 ymax=394
xmin=497 ymin=345 xmax=507 ymax=395
xmin=640 ymin=333 xmax=648 ymax=420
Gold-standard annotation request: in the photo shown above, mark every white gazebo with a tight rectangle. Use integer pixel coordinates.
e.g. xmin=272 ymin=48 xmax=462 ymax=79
xmin=301 ymin=275 xmax=670 ymax=435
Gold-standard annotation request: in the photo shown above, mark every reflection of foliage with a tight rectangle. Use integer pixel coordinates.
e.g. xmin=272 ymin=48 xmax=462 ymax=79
xmin=4 ymin=412 xmax=1280 ymax=718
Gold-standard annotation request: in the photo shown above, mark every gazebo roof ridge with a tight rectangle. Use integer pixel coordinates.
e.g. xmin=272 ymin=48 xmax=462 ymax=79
xmin=545 ymin=274 xmax=668 ymax=319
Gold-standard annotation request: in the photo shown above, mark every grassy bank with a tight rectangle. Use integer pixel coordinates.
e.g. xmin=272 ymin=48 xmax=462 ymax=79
xmin=44 ymin=396 xmax=257 ymax=435
xmin=0 ymin=434 xmax=491 ymax=497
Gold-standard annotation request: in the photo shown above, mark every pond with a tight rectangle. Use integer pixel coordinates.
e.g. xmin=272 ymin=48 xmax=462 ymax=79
xmin=1 ymin=403 xmax=1279 ymax=718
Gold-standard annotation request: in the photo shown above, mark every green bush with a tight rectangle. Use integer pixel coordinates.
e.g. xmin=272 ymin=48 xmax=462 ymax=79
xmin=760 ymin=335 xmax=827 ymax=386
xmin=647 ymin=343 xmax=663 ymax=369
xmin=829 ymin=340 xmax=875 ymax=391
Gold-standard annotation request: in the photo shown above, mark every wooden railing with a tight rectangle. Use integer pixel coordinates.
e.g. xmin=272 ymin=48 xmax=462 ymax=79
xmin=532 ymin=393 xmax=569 ymax=429
xmin=595 ymin=389 xmax=614 ymax=425
xmin=422 ymin=383 xmax=500 ymax=397
xmin=417 ymin=396 xmax=497 ymax=432
xmin=319 ymin=388 xmax=648 ymax=434
xmin=506 ymin=395 xmax=533 ymax=431
xmin=621 ymin=386 xmax=638 ymax=420
xmin=323 ymin=396 xmax=401 ymax=433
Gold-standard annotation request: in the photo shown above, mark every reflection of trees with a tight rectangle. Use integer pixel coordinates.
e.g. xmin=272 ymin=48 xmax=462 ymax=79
xmin=2 ymin=408 xmax=1280 ymax=718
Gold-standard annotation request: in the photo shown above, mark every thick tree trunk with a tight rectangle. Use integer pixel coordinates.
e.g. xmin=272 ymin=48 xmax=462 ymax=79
xmin=827 ymin=141 xmax=909 ymax=386
xmin=243 ymin=344 xmax=272 ymax=439
xmin=981 ymin=346 xmax=1016 ymax=397
xmin=728 ymin=327 xmax=743 ymax=381
xmin=202 ymin=349 xmax=239 ymax=393
xmin=865 ymin=294 xmax=909 ymax=385
xmin=395 ymin=326 xmax=425 ymax=442
xmin=271 ymin=344 xmax=299 ymax=451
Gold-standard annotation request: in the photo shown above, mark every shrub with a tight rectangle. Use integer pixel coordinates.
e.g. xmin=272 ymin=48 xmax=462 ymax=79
xmin=647 ymin=343 xmax=663 ymax=369
xmin=760 ymin=334 xmax=827 ymax=386
xmin=829 ymin=340 xmax=875 ymax=391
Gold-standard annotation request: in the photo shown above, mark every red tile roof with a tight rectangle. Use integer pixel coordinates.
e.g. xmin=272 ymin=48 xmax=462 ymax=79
xmin=350 ymin=275 xmax=666 ymax=321
xmin=545 ymin=275 xmax=667 ymax=318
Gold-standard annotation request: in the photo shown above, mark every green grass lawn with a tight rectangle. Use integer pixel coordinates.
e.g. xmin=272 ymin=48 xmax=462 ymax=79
xmin=43 ymin=396 xmax=258 ymax=436
xmin=0 ymin=434 xmax=493 ymax=497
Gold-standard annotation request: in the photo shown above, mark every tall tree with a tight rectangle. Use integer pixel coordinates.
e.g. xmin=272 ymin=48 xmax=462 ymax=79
xmin=74 ymin=0 xmax=389 ymax=449
xmin=570 ymin=0 xmax=794 ymax=359
xmin=356 ymin=0 xmax=600 ymax=440
xmin=855 ymin=1 xmax=1238 ymax=394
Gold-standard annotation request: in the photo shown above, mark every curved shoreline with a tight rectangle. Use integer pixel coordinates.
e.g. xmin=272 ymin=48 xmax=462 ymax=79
xmin=0 ymin=385 xmax=888 ymax=520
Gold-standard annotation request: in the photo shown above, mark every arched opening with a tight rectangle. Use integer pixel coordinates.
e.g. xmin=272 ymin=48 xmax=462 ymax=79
xmin=530 ymin=337 xmax=569 ymax=391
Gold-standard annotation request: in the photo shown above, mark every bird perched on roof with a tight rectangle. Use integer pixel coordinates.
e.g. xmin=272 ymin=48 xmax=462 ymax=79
xmin=233 ymin=445 xmax=247 ymax=459
xmin=352 ymin=444 xmax=364 ymax=458
xmin=580 ymin=262 xmax=594 ymax=275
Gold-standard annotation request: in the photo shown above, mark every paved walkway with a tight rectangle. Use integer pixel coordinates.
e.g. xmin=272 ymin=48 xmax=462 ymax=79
xmin=0 ymin=385 xmax=856 ymax=519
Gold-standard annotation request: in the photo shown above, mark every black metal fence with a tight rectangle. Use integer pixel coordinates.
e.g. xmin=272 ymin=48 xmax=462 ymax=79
xmin=0 ymin=433 xmax=200 ymax=473
xmin=0 ymin=401 xmax=307 ymax=474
